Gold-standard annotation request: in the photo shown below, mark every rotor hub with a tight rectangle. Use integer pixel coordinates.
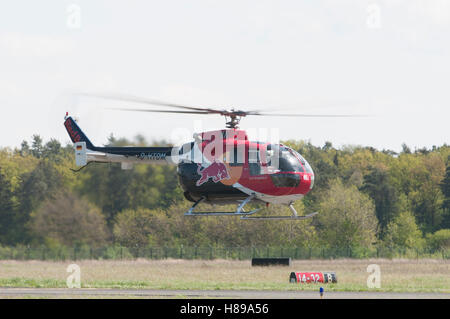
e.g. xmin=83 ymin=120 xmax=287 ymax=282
xmin=225 ymin=114 xmax=241 ymax=129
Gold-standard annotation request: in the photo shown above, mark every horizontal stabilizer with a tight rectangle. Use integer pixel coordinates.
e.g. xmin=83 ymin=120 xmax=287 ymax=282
xmin=74 ymin=142 xmax=87 ymax=166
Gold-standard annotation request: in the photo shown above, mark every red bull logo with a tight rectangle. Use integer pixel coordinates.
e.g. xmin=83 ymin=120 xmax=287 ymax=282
xmin=196 ymin=160 xmax=231 ymax=186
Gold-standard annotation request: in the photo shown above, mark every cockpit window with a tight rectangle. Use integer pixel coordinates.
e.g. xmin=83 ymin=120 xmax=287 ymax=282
xmin=292 ymin=150 xmax=314 ymax=174
xmin=279 ymin=150 xmax=304 ymax=172
xmin=262 ymin=144 xmax=309 ymax=173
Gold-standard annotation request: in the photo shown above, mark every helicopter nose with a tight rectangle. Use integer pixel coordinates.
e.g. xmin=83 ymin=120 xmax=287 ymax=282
xmin=302 ymin=158 xmax=314 ymax=190
xmin=309 ymin=171 xmax=315 ymax=190
xmin=307 ymin=160 xmax=314 ymax=176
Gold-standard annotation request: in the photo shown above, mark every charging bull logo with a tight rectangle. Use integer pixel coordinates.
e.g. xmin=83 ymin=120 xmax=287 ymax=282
xmin=196 ymin=160 xmax=231 ymax=186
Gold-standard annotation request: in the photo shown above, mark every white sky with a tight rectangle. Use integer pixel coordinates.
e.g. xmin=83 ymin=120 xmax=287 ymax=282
xmin=0 ymin=0 xmax=449 ymax=152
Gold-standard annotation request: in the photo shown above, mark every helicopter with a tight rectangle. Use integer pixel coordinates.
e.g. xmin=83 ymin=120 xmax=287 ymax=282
xmin=64 ymin=94 xmax=359 ymax=220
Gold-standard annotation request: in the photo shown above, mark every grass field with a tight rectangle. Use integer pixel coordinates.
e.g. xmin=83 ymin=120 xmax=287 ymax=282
xmin=0 ymin=259 xmax=449 ymax=293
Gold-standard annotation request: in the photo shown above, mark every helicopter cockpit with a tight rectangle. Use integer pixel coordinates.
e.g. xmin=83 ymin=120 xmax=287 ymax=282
xmin=263 ymin=145 xmax=311 ymax=172
xmin=259 ymin=144 xmax=315 ymax=189
xmin=278 ymin=148 xmax=304 ymax=172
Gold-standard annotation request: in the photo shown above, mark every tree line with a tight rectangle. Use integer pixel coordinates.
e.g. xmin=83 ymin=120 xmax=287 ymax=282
xmin=0 ymin=134 xmax=449 ymax=253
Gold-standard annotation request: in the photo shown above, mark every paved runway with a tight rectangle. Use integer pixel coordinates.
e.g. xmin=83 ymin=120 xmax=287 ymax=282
xmin=0 ymin=288 xmax=448 ymax=299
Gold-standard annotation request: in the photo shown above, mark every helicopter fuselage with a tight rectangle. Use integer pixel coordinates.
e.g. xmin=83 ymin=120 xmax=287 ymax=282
xmin=64 ymin=116 xmax=314 ymax=207
xmin=176 ymin=129 xmax=314 ymax=205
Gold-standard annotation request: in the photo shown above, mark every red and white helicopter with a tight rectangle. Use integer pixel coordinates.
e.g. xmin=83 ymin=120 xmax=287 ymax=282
xmin=64 ymin=94 xmax=358 ymax=220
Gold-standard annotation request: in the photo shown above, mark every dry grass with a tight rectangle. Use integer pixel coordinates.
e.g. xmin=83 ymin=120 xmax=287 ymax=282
xmin=0 ymin=258 xmax=449 ymax=293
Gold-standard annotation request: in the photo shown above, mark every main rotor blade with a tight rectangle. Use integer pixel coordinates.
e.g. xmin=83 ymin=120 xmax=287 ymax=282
xmin=108 ymin=108 xmax=212 ymax=115
xmin=76 ymin=92 xmax=225 ymax=114
xmin=75 ymin=92 xmax=368 ymax=118
xmin=251 ymin=112 xmax=369 ymax=117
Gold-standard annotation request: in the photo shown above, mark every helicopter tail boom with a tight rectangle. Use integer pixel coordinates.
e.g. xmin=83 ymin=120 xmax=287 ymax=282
xmin=64 ymin=115 xmax=177 ymax=169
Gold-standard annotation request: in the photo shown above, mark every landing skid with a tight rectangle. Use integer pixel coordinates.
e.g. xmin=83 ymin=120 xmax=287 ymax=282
xmin=241 ymin=203 xmax=317 ymax=220
xmin=184 ymin=196 xmax=318 ymax=220
xmin=241 ymin=211 xmax=318 ymax=220
xmin=184 ymin=195 xmax=261 ymax=217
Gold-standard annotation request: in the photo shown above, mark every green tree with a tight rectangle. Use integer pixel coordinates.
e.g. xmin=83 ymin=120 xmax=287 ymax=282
xmin=317 ymin=179 xmax=377 ymax=248
xmin=401 ymin=143 xmax=411 ymax=154
xmin=440 ymin=159 xmax=450 ymax=228
xmin=426 ymin=229 xmax=450 ymax=251
xmin=20 ymin=141 xmax=30 ymax=156
xmin=9 ymin=160 xmax=63 ymax=243
xmin=383 ymin=211 xmax=424 ymax=249
xmin=30 ymin=191 xmax=109 ymax=246
xmin=113 ymin=207 xmax=167 ymax=247
xmin=0 ymin=171 xmax=15 ymax=244
xmin=42 ymin=139 xmax=62 ymax=162
xmin=31 ymin=135 xmax=44 ymax=158
xmin=361 ymin=165 xmax=399 ymax=238
xmin=408 ymin=153 xmax=445 ymax=233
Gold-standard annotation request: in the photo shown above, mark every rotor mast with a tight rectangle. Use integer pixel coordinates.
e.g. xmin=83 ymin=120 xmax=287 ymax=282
xmin=224 ymin=113 xmax=243 ymax=129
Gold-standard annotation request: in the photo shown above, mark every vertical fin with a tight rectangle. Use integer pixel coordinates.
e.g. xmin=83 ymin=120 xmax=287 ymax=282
xmin=63 ymin=116 xmax=95 ymax=150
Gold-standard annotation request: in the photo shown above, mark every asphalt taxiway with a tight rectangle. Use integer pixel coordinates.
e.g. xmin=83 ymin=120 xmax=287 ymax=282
xmin=0 ymin=288 xmax=448 ymax=299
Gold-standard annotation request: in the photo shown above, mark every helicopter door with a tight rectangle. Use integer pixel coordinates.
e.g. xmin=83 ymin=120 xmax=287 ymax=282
xmin=226 ymin=144 xmax=245 ymax=166
xmin=248 ymin=148 xmax=261 ymax=176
